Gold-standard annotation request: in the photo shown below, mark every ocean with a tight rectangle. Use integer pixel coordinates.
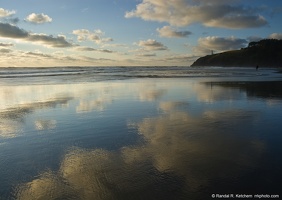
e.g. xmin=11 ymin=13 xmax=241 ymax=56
xmin=1 ymin=66 xmax=281 ymax=83
xmin=0 ymin=66 xmax=282 ymax=199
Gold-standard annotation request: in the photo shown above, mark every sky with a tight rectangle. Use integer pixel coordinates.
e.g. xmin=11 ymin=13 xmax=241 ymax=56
xmin=0 ymin=0 xmax=282 ymax=67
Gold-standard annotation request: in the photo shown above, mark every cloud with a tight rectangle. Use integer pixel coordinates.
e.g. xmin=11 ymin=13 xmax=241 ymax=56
xmin=74 ymin=46 xmax=114 ymax=53
xmin=0 ymin=42 xmax=14 ymax=47
xmin=0 ymin=48 xmax=12 ymax=53
xmin=3 ymin=17 xmax=20 ymax=24
xmin=27 ymin=34 xmax=74 ymax=48
xmin=247 ymin=36 xmax=263 ymax=42
xmin=0 ymin=8 xmax=19 ymax=24
xmin=205 ymin=14 xmax=267 ymax=29
xmin=137 ymin=39 xmax=168 ymax=51
xmin=25 ymin=13 xmax=52 ymax=24
xmin=25 ymin=51 xmax=53 ymax=58
xmin=72 ymin=29 xmax=113 ymax=45
xmin=125 ymin=0 xmax=268 ymax=29
xmin=250 ymin=33 xmax=282 ymax=42
xmin=0 ymin=8 xmax=15 ymax=17
xmin=0 ymin=22 xmax=28 ymax=38
xmin=0 ymin=48 xmax=119 ymax=67
xmin=162 ymin=54 xmax=200 ymax=63
xmin=269 ymin=33 xmax=282 ymax=40
xmin=0 ymin=23 xmax=74 ymax=48
xmin=136 ymin=53 xmax=156 ymax=57
xmin=157 ymin=26 xmax=192 ymax=38
xmin=197 ymin=36 xmax=248 ymax=52
xmin=73 ymin=55 xmax=115 ymax=64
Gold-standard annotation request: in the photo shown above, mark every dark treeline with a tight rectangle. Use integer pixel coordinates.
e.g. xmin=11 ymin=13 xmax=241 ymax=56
xmin=191 ymin=39 xmax=282 ymax=67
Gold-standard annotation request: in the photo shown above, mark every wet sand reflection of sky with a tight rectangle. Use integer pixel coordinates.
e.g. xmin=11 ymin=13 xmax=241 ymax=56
xmin=15 ymin=108 xmax=265 ymax=199
xmin=0 ymin=79 xmax=281 ymax=199
xmin=0 ymin=97 xmax=72 ymax=138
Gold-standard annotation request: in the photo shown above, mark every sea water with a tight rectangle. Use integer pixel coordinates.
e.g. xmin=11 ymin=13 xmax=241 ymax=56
xmin=0 ymin=67 xmax=282 ymax=199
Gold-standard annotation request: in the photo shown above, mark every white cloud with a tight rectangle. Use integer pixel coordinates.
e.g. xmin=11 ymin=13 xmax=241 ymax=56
xmin=0 ymin=8 xmax=18 ymax=24
xmin=157 ymin=26 xmax=192 ymax=38
xmin=72 ymin=29 xmax=113 ymax=45
xmin=25 ymin=13 xmax=52 ymax=24
xmin=137 ymin=39 xmax=168 ymax=51
xmin=269 ymin=33 xmax=282 ymax=40
xmin=0 ymin=8 xmax=16 ymax=17
xmin=72 ymin=29 xmax=90 ymax=40
xmin=125 ymin=0 xmax=268 ymax=29
xmin=197 ymin=36 xmax=247 ymax=52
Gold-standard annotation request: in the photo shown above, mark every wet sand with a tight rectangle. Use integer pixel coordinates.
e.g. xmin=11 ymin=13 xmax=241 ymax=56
xmin=0 ymin=76 xmax=282 ymax=199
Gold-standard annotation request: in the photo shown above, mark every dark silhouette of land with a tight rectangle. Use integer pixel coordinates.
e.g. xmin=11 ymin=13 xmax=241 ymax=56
xmin=205 ymin=81 xmax=282 ymax=99
xmin=191 ymin=39 xmax=282 ymax=67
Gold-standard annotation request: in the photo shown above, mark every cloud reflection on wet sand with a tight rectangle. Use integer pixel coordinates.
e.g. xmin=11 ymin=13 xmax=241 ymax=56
xmin=0 ymin=83 xmax=119 ymax=138
xmin=15 ymin=148 xmax=173 ymax=200
xmin=15 ymin=104 xmax=264 ymax=199
xmin=123 ymin=109 xmax=264 ymax=190
xmin=0 ymin=97 xmax=72 ymax=138
xmin=35 ymin=120 xmax=57 ymax=131
xmin=201 ymin=81 xmax=282 ymax=100
xmin=159 ymin=101 xmax=189 ymax=112
xmin=194 ymin=83 xmax=245 ymax=103
xmin=76 ymin=97 xmax=113 ymax=113
xmin=5 ymin=80 xmax=282 ymax=199
xmin=139 ymin=89 xmax=167 ymax=102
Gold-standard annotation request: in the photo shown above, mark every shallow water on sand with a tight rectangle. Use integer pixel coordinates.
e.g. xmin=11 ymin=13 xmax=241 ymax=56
xmin=0 ymin=68 xmax=282 ymax=199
